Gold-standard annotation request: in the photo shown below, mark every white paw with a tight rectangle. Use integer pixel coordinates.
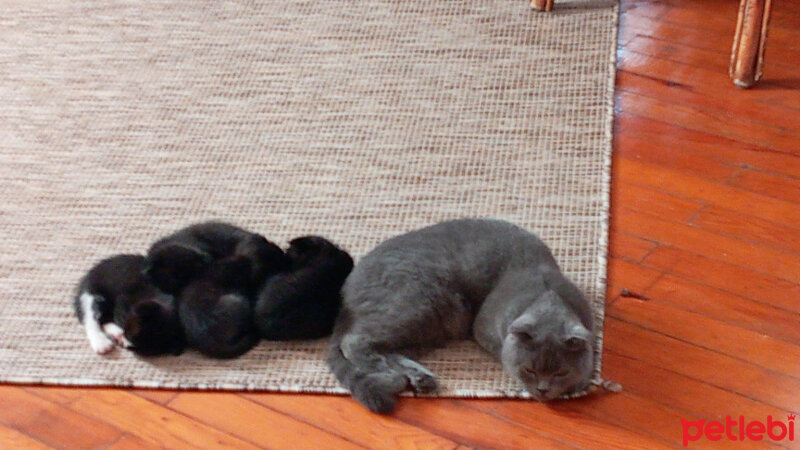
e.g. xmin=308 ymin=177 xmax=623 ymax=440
xmin=102 ymin=323 xmax=130 ymax=347
xmin=89 ymin=333 xmax=115 ymax=354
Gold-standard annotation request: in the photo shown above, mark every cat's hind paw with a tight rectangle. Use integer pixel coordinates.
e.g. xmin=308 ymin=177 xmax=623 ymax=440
xmin=352 ymin=372 xmax=406 ymax=414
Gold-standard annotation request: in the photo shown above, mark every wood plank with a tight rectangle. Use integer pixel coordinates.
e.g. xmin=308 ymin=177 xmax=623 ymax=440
xmin=692 ymin=205 xmax=800 ymax=255
xmin=245 ymin=393 xmax=461 ymax=450
xmin=618 ymin=52 xmax=800 ymax=130
xmin=643 ymin=245 xmax=800 ymax=314
xmin=609 ymin=296 xmax=800 ymax=377
xmin=0 ymin=386 xmax=121 ymax=450
xmin=607 ymin=231 xmax=657 ymax=262
xmin=617 ymin=66 xmax=800 ymax=135
xmin=132 ymin=388 xmax=178 ymax=405
xmin=615 ymin=112 xmax=800 ymax=180
xmin=644 ymin=273 xmax=800 ymax=345
xmin=624 ymin=34 xmax=730 ymax=72
xmin=470 ymin=398 xmax=673 ymax=449
xmin=603 ymin=318 xmax=800 ymax=414
xmin=547 ymin=389 xmax=704 ymax=446
xmin=616 ymin=89 xmax=799 ymax=156
xmin=662 ymin=3 xmax=800 ymax=40
xmin=624 ymin=33 xmax=798 ymax=80
xmin=613 ymin=206 xmax=800 ymax=283
xmin=623 ymin=3 xmax=800 ymax=64
xmin=614 ymin=131 xmax=737 ymax=182
xmin=618 ymin=13 xmax=734 ymax=54
xmin=617 ymin=2 xmax=671 ymax=46
xmin=731 ymin=169 xmax=800 ymax=205
xmin=610 ymin=177 xmax=705 ymax=223
xmin=602 ymin=351 xmax=790 ymax=427
xmin=32 ymin=388 xmax=258 ymax=449
xmin=106 ymin=435 xmax=153 ymax=450
xmin=606 ymin=257 xmax=663 ymax=294
xmin=605 ymin=285 xmax=624 ymax=308
xmin=22 ymin=387 xmax=84 ymax=406
xmin=620 ymin=0 xmax=671 ymax=20
xmin=0 ymin=424 xmax=53 ymax=450
xmin=169 ymin=392 xmax=363 ymax=450
xmin=392 ymin=398 xmax=572 ymax=449
xmin=615 ymin=157 xmax=800 ymax=231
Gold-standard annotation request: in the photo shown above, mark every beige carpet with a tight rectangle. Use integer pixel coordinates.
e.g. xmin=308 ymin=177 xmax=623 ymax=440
xmin=0 ymin=0 xmax=618 ymax=398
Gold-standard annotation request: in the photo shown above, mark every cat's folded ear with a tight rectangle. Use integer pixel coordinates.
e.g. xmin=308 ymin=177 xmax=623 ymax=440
xmin=508 ymin=319 xmax=537 ymax=343
xmin=564 ymin=323 xmax=592 ymax=351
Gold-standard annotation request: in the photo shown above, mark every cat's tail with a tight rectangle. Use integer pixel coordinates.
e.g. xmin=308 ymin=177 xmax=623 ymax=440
xmin=326 ymin=331 xmax=407 ymax=414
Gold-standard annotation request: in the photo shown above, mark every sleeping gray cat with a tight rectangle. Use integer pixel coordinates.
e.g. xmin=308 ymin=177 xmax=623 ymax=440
xmin=327 ymin=218 xmax=595 ymax=414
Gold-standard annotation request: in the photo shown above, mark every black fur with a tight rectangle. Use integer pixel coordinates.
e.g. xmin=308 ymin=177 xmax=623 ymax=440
xmin=177 ymin=257 xmax=260 ymax=358
xmin=75 ymin=254 xmax=185 ymax=356
xmin=254 ymin=236 xmax=353 ymax=340
xmin=145 ymin=221 xmax=289 ymax=296
xmin=148 ymin=222 xmax=289 ymax=358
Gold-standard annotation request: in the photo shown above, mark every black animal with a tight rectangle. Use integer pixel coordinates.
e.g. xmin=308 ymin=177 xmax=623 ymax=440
xmin=147 ymin=222 xmax=289 ymax=358
xmin=74 ymin=254 xmax=185 ymax=356
xmin=255 ymin=236 xmax=354 ymax=340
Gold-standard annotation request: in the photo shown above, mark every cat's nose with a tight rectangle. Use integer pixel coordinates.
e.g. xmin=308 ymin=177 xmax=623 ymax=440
xmin=536 ymin=387 xmax=549 ymax=395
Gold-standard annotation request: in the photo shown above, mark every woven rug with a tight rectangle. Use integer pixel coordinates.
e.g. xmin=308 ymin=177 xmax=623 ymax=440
xmin=0 ymin=0 xmax=618 ymax=398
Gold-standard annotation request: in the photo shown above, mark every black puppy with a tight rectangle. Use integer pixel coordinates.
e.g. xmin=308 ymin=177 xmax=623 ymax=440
xmin=255 ymin=236 xmax=354 ymax=340
xmin=74 ymin=254 xmax=185 ymax=356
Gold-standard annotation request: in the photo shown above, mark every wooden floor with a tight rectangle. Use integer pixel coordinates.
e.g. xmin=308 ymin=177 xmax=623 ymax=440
xmin=4 ymin=0 xmax=800 ymax=448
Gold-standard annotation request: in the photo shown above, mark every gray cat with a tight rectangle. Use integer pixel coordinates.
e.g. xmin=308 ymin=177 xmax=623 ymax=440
xmin=327 ymin=218 xmax=595 ymax=414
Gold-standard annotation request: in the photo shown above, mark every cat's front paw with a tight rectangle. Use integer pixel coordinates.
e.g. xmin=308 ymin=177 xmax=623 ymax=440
xmin=89 ymin=332 xmax=115 ymax=355
xmin=102 ymin=322 xmax=132 ymax=348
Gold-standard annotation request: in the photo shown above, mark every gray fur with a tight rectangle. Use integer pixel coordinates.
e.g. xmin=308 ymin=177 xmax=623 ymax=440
xmin=327 ymin=218 xmax=595 ymax=413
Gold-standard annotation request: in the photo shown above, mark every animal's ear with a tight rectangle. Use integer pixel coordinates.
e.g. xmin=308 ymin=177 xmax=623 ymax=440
xmin=509 ymin=320 xmax=536 ymax=343
xmin=564 ymin=323 xmax=592 ymax=351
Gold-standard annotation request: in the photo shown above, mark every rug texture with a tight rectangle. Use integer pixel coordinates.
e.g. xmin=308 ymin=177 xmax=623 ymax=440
xmin=0 ymin=0 xmax=618 ymax=398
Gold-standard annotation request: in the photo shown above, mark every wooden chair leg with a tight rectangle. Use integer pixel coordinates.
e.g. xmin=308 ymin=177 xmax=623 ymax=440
xmin=530 ymin=0 xmax=554 ymax=12
xmin=730 ymin=0 xmax=772 ymax=88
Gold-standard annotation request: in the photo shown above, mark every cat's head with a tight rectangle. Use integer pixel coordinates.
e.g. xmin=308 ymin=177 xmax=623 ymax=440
xmin=286 ymin=235 xmax=354 ymax=278
xmin=123 ymin=293 xmax=185 ymax=356
xmin=501 ymin=290 xmax=594 ymax=401
xmin=145 ymin=244 xmax=212 ymax=295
